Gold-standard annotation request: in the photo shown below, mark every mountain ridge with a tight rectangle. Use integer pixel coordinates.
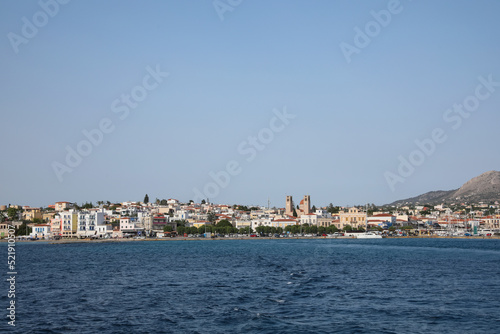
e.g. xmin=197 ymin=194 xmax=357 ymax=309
xmin=389 ymin=171 xmax=500 ymax=206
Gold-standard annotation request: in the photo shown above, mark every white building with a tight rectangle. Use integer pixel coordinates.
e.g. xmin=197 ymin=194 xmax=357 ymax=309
xmin=251 ymin=218 xmax=274 ymax=231
xmin=77 ymin=210 xmax=105 ymax=238
xmin=300 ymin=214 xmax=318 ymax=226
xmin=173 ymin=210 xmax=190 ymax=221
xmin=120 ymin=217 xmax=136 ymax=230
xmin=96 ymin=224 xmax=112 ymax=238
xmin=30 ymin=224 xmax=52 ymax=239
xmin=59 ymin=210 xmax=78 ymax=238
xmin=120 ymin=217 xmax=144 ymax=236
xmin=367 ymin=214 xmax=396 ymax=228
xmin=136 ymin=212 xmax=151 ymax=229
xmin=315 ymin=210 xmax=332 ymax=218
xmin=50 ymin=217 xmax=62 ymax=237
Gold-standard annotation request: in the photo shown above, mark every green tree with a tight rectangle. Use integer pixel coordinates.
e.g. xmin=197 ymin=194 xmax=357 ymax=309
xmin=285 ymin=225 xmax=299 ymax=234
xmin=32 ymin=218 xmax=43 ymax=225
xmin=16 ymin=222 xmax=31 ymax=236
xmin=343 ymin=224 xmax=353 ymax=231
xmin=301 ymin=223 xmax=309 ymax=233
xmin=216 ymin=219 xmax=232 ymax=228
xmin=177 ymin=226 xmax=186 ymax=235
xmin=163 ymin=225 xmax=173 ymax=232
xmin=326 ymin=225 xmax=339 ymax=233
xmin=201 ymin=199 xmax=206 ymax=205
xmin=175 ymin=220 xmax=187 ymax=227
xmin=237 ymin=205 xmax=249 ymax=212
xmin=239 ymin=226 xmax=252 ymax=234
xmin=7 ymin=207 xmax=19 ymax=220
xmin=198 ymin=224 xmax=213 ymax=234
xmin=312 ymin=205 xmax=317 ymax=212
xmin=81 ymin=202 xmax=93 ymax=209
xmin=144 ymin=194 xmax=149 ymax=204
xmin=292 ymin=209 xmax=297 ymax=217
xmin=207 ymin=212 xmax=217 ymax=224
xmin=327 ymin=204 xmax=340 ymax=214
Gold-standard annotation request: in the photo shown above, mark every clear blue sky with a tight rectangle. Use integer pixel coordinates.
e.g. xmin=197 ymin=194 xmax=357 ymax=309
xmin=1 ymin=0 xmax=499 ymax=208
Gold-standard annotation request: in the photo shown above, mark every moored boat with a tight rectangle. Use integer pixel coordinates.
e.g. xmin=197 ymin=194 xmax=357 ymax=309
xmin=356 ymin=232 xmax=382 ymax=239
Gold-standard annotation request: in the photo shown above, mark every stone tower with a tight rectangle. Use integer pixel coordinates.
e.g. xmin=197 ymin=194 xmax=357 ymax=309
xmin=301 ymin=195 xmax=311 ymax=215
xmin=285 ymin=196 xmax=294 ymax=216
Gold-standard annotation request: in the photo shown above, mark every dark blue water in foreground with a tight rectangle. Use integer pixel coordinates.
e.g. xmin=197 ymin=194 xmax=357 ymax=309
xmin=3 ymin=239 xmax=500 ymax=333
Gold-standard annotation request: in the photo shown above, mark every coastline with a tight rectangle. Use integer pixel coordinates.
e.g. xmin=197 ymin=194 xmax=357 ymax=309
xmin=2 ymin=235 xmax=499 ymax=244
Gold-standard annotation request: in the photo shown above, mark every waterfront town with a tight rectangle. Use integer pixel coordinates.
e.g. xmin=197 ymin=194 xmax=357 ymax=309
xmin=1 ymin=195 xmax=499 ymax=240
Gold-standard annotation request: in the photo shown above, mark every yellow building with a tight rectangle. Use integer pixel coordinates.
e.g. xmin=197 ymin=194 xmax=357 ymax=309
xmin=192 ymin=221 xmax=210 ymax=228
xmin=318 ymin=218 xmax=335 ymax=228
xmin=43 ymin=212 xmax=56 ymax=223
xmin=55 ymin=202 xmax=74 ymax=212
xmin=0 ymin=223 xmax=11 ymax=238
xmin=23 ymin=207 xmax=42 ymax=221
xmin=339 ymin=207 xmax=366 ymax=229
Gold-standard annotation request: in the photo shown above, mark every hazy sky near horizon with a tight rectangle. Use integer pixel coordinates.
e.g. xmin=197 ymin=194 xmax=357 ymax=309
xmin=1 ymin=0 xmax=500 ymax=208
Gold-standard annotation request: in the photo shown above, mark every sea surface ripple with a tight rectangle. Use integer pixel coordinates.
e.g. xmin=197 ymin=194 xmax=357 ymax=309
xmin=3 ymin=238 xmax=500 ymax=333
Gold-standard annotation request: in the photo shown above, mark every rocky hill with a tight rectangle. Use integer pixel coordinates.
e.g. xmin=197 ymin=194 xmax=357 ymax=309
xmin=389 ymin=171 xmax=500 ymax=206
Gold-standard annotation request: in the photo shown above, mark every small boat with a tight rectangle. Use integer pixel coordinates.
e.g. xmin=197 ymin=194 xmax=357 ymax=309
xmin=356 ymin=232 xmax=382 ymax=239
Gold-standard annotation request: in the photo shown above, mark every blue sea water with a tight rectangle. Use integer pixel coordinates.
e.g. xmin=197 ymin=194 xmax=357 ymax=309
xmin=3 ymin=238 xmax=500 ymax=333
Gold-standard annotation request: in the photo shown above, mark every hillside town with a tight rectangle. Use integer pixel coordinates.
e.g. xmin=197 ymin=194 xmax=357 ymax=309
xmin=1 ymin=195 xmax=499 ymax=240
